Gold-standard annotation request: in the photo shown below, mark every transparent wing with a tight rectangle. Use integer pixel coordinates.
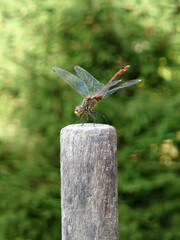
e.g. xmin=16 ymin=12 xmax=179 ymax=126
xmin=103 ymin=79 xmax=141 ymax=98
xmin=93 ymin=79 xmax=122 ymax=97
xmin=74 ymin=66 xmax=104 ymax=95
xmin=53 ymin=67 xmax=89 ymax=96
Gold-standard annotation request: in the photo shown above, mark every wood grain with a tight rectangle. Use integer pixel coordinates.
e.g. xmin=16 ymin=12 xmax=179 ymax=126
xmin=60 ymin=123 xmax=118 ymax=240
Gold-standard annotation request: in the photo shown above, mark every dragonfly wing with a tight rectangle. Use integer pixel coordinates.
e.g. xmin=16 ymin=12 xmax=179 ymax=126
xmin=53 ymin=67 xmax=89 ymax=96
xmin=74 ymin=66 xmax=104 ymax=95
xmin=93 ymin=79 xmax=122 ymax=97
xmin=103 ymin=79 xmax=141 ymax=98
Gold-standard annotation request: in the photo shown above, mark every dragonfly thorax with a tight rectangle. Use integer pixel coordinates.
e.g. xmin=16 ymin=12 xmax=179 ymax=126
xmin=74 ymin=96 xmax=101 ymax=117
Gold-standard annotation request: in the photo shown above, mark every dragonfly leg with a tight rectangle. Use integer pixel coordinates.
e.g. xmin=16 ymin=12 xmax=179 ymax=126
xmin=93 ymin=111 xmax=109 ymax=124
xmin=89 ymin=112 xmax=97 ymax=126
xmin=75 ymin=117 xmax=81 ymax=124
xmin=82 ymin=114 xmax=89 ymax=126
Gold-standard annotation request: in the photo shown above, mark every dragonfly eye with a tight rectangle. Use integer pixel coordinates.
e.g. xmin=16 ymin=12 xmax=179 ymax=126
xmin=74 ymin=106 xmax=84 ymax=117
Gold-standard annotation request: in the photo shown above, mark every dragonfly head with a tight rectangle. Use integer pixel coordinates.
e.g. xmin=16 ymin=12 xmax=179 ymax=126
xmin=74 ymin=105 xmax=84 ymax=118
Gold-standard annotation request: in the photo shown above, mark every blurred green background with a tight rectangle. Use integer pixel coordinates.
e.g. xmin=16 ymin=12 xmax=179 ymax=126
xmin=0 ymin=0 xmax=180 ymax=239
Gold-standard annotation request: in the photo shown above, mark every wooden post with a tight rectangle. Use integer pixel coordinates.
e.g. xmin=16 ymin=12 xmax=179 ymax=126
xmin=60 ymin=123 xmax=118 ymax=240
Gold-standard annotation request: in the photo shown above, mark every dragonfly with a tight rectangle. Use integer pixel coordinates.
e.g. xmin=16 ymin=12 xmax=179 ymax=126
xmin=52 ymin=65 xmax=141 ymax=124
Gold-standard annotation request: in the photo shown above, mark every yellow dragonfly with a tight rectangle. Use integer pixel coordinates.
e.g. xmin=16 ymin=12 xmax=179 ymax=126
xmin=53 ymin=65 xmax=141 ymax=124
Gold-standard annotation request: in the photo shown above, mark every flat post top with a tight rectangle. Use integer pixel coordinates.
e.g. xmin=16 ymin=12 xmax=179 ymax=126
xmin=60 ymin=123 xmax=116 ymax=135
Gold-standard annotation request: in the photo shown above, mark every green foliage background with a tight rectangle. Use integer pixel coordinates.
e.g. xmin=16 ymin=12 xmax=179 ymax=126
xmin=0 ymin=0 xmax=180 ymax=239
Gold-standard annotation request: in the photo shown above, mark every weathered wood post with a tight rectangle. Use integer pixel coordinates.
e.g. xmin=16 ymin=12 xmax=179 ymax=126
xmin=60 ymin=123 xmax=118 ymax=240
